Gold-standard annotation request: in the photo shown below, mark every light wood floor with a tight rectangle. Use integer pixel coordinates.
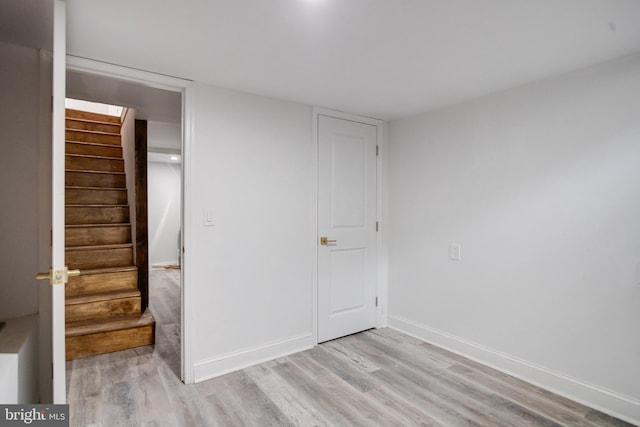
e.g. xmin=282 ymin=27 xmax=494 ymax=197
xmin=66 ymin=270 xmax=633 ymax=426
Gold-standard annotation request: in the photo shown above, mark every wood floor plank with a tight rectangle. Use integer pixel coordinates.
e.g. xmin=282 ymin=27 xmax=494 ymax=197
xmin=307 ymin=345 xmax=378 ymax=393
xmin=340 ymin=337 xmax=503 ymax=426
xmin=364 ymin=386 xmax=446 ymax=427
xmin=417 ymin=338 xmax=605 ymax=422
xmin=207 ymin=371 xmax=294 ymax=427
xmin=273 ymin=359 xmax=376 ymax=426
xmin=245 ymin=363 xmax=335 ymax=427
xmin=156 ymin=361 xmax=218 ymax=427
xmin=447 ymin=363 xmax=602 ymax=427
xmin=357 ymin=332 xmax=563 ymax=427
xmin=288 ymin=351 xmax=414 ymax=426
xmin=322 ymin=339 xmax=381 ymax=373
xmin=66 ymin=270 xmax=635 ymax=427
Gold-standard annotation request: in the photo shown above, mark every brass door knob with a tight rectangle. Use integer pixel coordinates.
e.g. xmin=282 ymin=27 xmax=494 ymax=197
xmin=35 ymin=267 xmax=81 ymax=285
xmin=320 ymin=237 xmax=337 ymax=246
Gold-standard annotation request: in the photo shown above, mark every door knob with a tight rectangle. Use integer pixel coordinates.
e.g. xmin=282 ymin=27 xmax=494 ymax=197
xmin=35 ymin=267 xmax=80 ymax=285
xmin=320 ymin=237 xmax=337 ymax=246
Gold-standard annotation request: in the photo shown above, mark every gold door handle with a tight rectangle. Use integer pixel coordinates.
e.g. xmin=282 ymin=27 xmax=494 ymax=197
xmin=35 ymin=271 xmax=52 ymax=281
xmin=35 ymin=267 xmax=81 ymax=285
xmin=320 ymin=237 xmax=337 ymax=246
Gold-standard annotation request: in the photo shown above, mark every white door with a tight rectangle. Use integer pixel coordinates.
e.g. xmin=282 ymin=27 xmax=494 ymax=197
xmin=317 ymin=115 xmax=378 ymax=343
xmin=51 ymin=0 xmax=67 ymax=403
xmin=37 ymin=0 xmax=68 ymax=404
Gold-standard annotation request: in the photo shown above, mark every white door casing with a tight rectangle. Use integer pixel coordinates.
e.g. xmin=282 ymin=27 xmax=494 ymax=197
xmin=66 ymin=55 xmax=194 ymax=383
xmin=317 ymin=114 xmax=378 ymax=343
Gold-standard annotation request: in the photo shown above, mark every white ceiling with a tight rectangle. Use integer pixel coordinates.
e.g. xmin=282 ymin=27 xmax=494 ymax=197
xmin=66 ymin=70 xmax=182 ymax=123
xmin=65 ymin=0 xmax=640 ymax=120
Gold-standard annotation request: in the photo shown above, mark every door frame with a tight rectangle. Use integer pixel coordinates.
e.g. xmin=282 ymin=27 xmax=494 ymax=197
xmin=312 ymin=107 xmax=387 ymax=344
xmin=65 ymin=56 xmax=196 ymax=383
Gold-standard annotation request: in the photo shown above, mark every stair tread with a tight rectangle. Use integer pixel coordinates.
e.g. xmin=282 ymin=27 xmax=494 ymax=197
xmin=66 ymin=153 xmax=123 ymax=161
xmin=65 ymin=203 xmax=129 ymax=208
xmin=66 ymin=310 xmax=154 ymax=337
xmin=65 ymin=243 xmax=133 ymax=251
xmin=66 ymin=289 xmax=140 ymax=305
xmin=66 ymin=128 xmax=120 ymax=137
xmin=66 ymin=223 xmax=131 ymax=229
xmin=69 ymin=266 xmax=137 ymax=275
xmin=66 ymin=186 xmax=126 ymax=191
xmin=66 ymin=117 xmax=120 ymax=127
xmin=67 ymin=140 xmax=122 ymax=147
xmin=66 ymin=169 xmax=125 ymax=175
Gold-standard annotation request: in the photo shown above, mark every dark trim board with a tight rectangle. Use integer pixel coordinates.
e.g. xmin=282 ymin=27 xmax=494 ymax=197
xmin=134 ymin=119 xmax=149 ymax=310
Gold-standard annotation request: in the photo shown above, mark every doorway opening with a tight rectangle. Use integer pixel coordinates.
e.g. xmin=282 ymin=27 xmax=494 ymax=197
xmin=64 ymin=62 xmax=188 ymax=387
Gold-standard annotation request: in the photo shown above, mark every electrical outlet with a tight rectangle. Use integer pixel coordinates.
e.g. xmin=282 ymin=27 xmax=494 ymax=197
xmin=449 ymin=244 xmax=462 ymax=261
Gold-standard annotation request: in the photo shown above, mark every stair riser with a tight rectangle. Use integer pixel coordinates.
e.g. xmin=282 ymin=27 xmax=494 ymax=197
xmin=66 ymin=247 xmax=133 ymax=269
xmin=66 ymin=188 xmax=128 ymax=205
xmin=66 ymin=324 xmax=154 ymax=360
xmin=66 ymin=130 xmax=121 ymax=145
xmin=66 ymin=270 xmax=137 ymax=297
xmin=66 ymin=119 xmax=120 ymax=134
xmin=66 ymin=225 xmax=131 ymax=246
xmin=66 ymin=109 xmax=121 ymax=124
xmin=66 ymin=171 xmax=125 ymax=188
xmin=66 ymin=141 xmax=122 ymax=158
xmin=66 ymin=206 xmax=129 ymax=225
xmin=66 ymin=155 xmax=124 ymax=172
xmin=66 ymin=297 xmax=140 ymax=323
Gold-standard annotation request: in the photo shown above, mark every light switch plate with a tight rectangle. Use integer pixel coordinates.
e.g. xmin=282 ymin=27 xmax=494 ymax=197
xmin=204 ymin=210 xmax=216 ymax=226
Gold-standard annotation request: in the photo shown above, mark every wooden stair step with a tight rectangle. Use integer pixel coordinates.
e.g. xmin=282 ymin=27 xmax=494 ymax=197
xmin=65 ymin=310 xmax=155 ymax=360
xmin=66 ymin=243 xmax=133 ymax=269
xmin=64 ymin=107 xmax=153 ymax=362
xmin=66 ymin=223 xmax=131 ymax=246
xmin=66 ymin=204 xmax=129 ymax=225
xmin=66 ymin=170 xmax=126 ymax=188
xmin=67 ymin=288 xmax=140 ymax=305
xmin=66 ymin=129 xmax=121 ymax=145
xmin=66 ymin=266 xmax=138 ymax=297
xmin=66 ymin=154 xmax=124 ymax=172
xmin=66 ymin=186 xmax=128 ymax=205
xmin=66 ymin=118 xmax=120 ymax=134
xmin=66 ymin=141 xmax=122 ymax=158
xmin=66 ymin=108 xmax=121 ymax=124
xmin=65 ymin=289 xmax=141 ymax=323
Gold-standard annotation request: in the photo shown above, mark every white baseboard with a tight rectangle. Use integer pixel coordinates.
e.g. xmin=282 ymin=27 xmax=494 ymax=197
xmin=193 ymin=333 xmax=314 ymax=383
xmin=387 ymin=314 xmax=640 ymax=425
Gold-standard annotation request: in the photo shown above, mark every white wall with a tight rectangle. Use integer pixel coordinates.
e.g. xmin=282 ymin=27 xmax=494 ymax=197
xmin=0 ymin=42 xmax=42 ymax=320
xmin=120 ymin=109 xmax=137 ymax=262
xmin=387 ymin=54 xmax=640 ymax=423
xmin=148 ymin=121 xmax=181 ymax=151
xmin=147 ymin=120 xmax=181 ymax=267
xmin=65 ymin=98 xmax=122 ymax=117
xmin=148 ymin=161 xmax=181 ymax=266
xmin=188 ymin=84 xmax=314 ymax=379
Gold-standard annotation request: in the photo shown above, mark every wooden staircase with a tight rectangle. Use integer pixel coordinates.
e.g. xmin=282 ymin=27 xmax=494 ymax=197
xmin=65 ymin=108 xmax=155 ymax=360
